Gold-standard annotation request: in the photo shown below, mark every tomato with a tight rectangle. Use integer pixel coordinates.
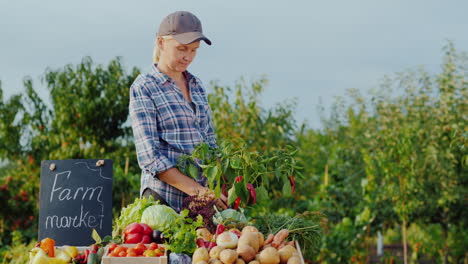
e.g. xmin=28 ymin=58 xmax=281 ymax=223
xmin=148 ymin=242 xmax=159 ymax=250
xmin=127 ymin=248 xmax=138 ymax=256
xmin=108 ymin=243 xmax=118 ymax=253
xmin=134 ymin=243 xmax=147 ymax=255
xmin=154 ymin=248 xmax=165 ymax=256
xmin=118 ymin=251 xmax=127 ymax=257
xmin=113 ymin=246 xmax=127 ymax=255
xmin=143 ymin=249 xmax=157 ymax=257
xmin=107 ymin=252 xmax=119 ymax=257
xmin=40 ymin=237 xmax=55 ymax=257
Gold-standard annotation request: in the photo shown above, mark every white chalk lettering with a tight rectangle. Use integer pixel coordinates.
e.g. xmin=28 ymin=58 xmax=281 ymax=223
xmin=88 ymin=215 xmax=98 ymax=228
xmin=79 ymin=204 xmax=89 ymax=227
xmin=49 ymin=170 xmax=104 ymax=203
xmin=50 ymin=171 xmax=71 ymax=203
xmin=73 ymin=187 xmax=84 ymax=200
xmin=44 ymin=204 xmax=105 ymax=229
xmin=59 ymin=188 xmax=72 ymax=201
xmin=45 ymin=215 xmax=58 ymax=229
xmin=82 ymin=186 xmax=103 ymax=202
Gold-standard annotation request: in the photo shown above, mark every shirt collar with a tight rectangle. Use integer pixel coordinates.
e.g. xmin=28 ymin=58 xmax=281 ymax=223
xmin=150 ymin=64 xmax=196 ymax=85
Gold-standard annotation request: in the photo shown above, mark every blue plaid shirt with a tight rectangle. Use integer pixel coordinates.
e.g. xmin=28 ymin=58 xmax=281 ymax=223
xmin=129 ymin=64 xmax=217 ymax=212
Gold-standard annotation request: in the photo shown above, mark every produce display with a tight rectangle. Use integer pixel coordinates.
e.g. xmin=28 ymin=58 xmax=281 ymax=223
xmin=192 ymin=225 xmax=303 ymax=264
xmin=105 ymin=242 xmax=165 ymax=257
xmin=28 ymin=237 xmax=104 ymax=264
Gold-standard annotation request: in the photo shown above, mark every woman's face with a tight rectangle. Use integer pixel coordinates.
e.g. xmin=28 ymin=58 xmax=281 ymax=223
xmin=159 ymin=37 xmax=200 ymax=73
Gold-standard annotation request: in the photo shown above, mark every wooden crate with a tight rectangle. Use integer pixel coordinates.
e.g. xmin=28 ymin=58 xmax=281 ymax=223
xmin=101 ymin=244 xmax=168 ymax=264
xmin=295 ymin=241 xmax=306 ymax=264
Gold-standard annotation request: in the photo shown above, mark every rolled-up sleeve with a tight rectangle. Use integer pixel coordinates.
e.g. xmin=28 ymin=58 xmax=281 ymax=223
xmin=129 ymin=81 xmax=174 ymax=176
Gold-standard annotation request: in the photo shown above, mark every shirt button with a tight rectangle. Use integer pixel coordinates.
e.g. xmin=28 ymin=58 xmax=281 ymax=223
xmin=194 ymin=120 xmax=199 ymax=126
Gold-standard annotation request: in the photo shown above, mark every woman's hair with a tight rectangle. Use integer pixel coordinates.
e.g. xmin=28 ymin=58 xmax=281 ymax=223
xmin=153 ymin=35 xmax=173 ymax=63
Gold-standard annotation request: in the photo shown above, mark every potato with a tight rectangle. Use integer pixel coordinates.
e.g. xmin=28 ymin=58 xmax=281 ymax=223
xmin=236 ymin=259 xmax=246 ymax=264
xmin=210 ymin=246 xmax=225 ymax=259
xmin=220 ymin=249 xmax=238 ymax=264
xmin=257 ymin=232 xmax=264 ymax=247
xmin=209 ymin=259 xmax=223 ymax=264
xmin=278 ymin=245 xmax=297 ymax=264
xmin=193 ymin=247 xmax=210 ymax=263
xmin=195 ymin=261 xmax=208 ymax=264
xmin=261 ymin=244 xmax=272 ymax=251
xmin=249 ymin=261 xmax=260 ymax=264
xmin=258 ymin=247 xmax=280 ymax=264
xmin=286 ymin=257 xmax=301 ymax=264
xmin=255 ymin=254 xmax=260 ymax=262
xmin=237 ymin=244 xmax=256 ymax=262
xmin=238 ymin=232 xmax=260 ymax=252
xmin=242 ymin=226 xmax=259 ymax=234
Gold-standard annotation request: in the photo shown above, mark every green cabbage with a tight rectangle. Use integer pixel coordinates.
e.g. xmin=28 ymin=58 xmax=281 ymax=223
xmin=141 ymin=204 xmax=179 ymax=231
xmin=112 ymin=196 xmax=158 ymax=239
xmin=213 ymin=208 xmax=248 ymax=229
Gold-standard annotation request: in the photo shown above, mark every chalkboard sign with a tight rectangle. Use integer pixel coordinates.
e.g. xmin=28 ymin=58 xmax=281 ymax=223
xmin=39 ymin=159 xmax=113 ymax=246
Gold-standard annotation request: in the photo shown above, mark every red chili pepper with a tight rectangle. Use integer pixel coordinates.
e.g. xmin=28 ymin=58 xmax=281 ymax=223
xmin=233 ymin=197 xmax=241 ymax=210
xmin=235 ymin=176 xmax=243 ymax=183
xmin=288 ymin=176 xmax=296 ymax=194
xmin=222 ymin=184 xmax=228 ymax=197
xmin=215 ymin=224 xmax=226 ymax=236
xmin=247 ymin=184 xmax=257 ymax=204
xmin=207 ymin=241 xmax=217 ymax=250
xmin=196 ymin=238 xmax=206 ymax=248
xmin=83 ymin=249 xmax=90 ymax=263
xmin=90 ymin=244 xmax=99 ymax=254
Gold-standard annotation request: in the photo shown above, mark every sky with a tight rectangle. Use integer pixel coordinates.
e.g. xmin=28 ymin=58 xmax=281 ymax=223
xmin=1 ymin=0 xmax=467 ymax=129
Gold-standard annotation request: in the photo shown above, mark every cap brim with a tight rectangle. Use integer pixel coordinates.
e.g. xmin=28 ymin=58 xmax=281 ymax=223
xmin=173 ymin=32 xmax=212 ymax=46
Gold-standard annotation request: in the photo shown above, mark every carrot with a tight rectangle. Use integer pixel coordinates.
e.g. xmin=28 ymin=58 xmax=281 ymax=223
xmin=278 ymin=240 xmax=288 ymax=249
xmin=264 ymin=233 xmax=274 ymax=245
xmin=272 ymin=229 xmax=289 ymax=248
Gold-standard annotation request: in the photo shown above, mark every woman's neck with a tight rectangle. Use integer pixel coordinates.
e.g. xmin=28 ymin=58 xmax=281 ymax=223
xmin=156 ymin=62 xmax=184 ymax=83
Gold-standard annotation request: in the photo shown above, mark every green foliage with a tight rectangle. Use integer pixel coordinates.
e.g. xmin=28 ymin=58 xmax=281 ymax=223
xmin=300 ymin=42 xmax=467 ymax=262
xmin=0 ymin=57 xmax=141 ymax=248
xmin=0 ymin=42 xmax=466 ymax=263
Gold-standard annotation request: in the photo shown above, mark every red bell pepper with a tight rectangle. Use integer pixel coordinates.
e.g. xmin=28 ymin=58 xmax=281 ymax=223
xmin=123 ymin=223 xmax=153 ymax=244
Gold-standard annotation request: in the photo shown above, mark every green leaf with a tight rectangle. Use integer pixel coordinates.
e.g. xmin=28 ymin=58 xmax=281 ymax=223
xmin=256 ymin=186 xmax=268 ymax=202
xmin=91 ymin=229 xmax=102 ymax=244
xmin=231 ymin=156 xmax=242 ymax=169
xmin=206 ymin=165 xmax=219 ymax=180
xmin=228 ymin=186 xmax=237 ymax=205
xmin=188 ymin=163 xmax=199 ymax=179
xmin=282 ymin=180 xmax=292 ymax=197
xmin=222 ymin=158 xmax=230 ymax=172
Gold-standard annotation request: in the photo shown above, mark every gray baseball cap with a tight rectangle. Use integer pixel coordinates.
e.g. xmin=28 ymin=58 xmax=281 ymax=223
xmin=158 ymin=11 xmax=212 ymax=45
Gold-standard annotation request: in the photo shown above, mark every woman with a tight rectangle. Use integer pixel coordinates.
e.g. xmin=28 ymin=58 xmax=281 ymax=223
xmin=129 ymin=11 xmax=227 ymax=212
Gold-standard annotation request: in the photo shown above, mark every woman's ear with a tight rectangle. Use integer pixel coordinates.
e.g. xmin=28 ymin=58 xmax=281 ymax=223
xmin=157 ymin=36 xmax=164 ymax=50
